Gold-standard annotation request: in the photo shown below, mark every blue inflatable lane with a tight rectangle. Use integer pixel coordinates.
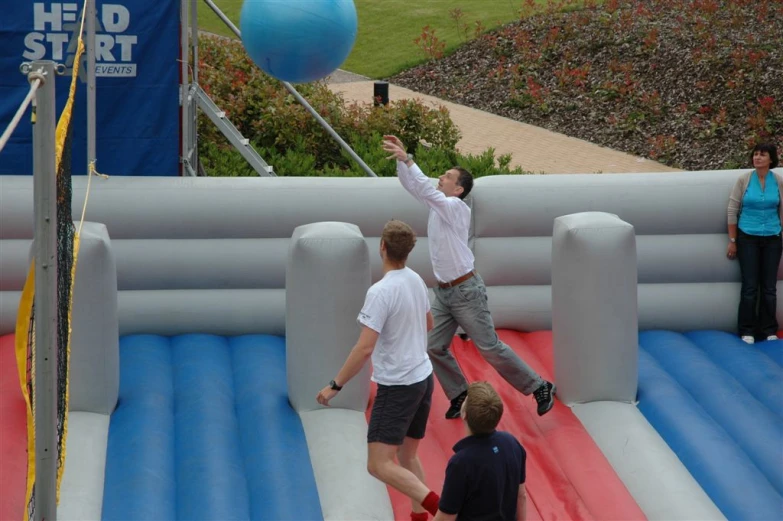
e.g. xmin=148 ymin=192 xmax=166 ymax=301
xmin=641 ymin=331 xmax=783 ymax=493
xmin=172 ymin=335 xmax=249 ymax=521
xmin=103 ymin=335 xmax=176 ymax=521
xmin=638 ymin=331 xmax=783 ymax=521
xmin=102 ymin=334 xmax=323 ymax=521
xmin=756 ymin=336 xmax=783 ymax=368
xmin=685 ymin=331 xmax=783 ymax=420
xmin=230 ymin=335 xmax=324 ymax=521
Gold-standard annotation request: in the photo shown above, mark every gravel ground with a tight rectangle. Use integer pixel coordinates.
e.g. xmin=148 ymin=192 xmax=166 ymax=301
xmin=386 ymin=0 xmax=783 ymax=170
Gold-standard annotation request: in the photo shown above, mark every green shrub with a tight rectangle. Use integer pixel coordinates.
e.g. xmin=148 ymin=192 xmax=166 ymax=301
xmin=197 ymin=139 xmax=256 ymax=177
xmin=197 ymin=34 xmax=529 ymax=177
xmin=205 ymin=131 xmax=531 ymax=178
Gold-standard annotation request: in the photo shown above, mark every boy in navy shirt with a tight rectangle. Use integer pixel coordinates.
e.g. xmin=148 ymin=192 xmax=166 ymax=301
xmin=434 ymin=382 xmax=527 ymax=521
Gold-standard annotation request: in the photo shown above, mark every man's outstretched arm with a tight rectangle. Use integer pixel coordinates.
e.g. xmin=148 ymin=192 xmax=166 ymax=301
xmin=382 ymin=135 xmax=454 ymax=216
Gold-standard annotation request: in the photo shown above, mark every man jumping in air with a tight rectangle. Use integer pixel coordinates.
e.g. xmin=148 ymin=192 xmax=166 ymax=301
xmin=382 ymin=135 xmax=556 ymax=419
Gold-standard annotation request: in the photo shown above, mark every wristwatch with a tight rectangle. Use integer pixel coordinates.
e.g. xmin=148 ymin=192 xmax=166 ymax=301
xmin=729 ymin=238 xmax=736 ymax=243
xmin=329 ymin=379 xmax=343 ymax=391
xmin=406 ymin=153 xmax=414 ymax=162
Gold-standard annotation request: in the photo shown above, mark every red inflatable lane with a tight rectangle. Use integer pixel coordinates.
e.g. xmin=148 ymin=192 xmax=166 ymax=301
xmin=373 ymin=330 xmax=646 ymax=521
xmin=0 ymin=334 xmax=26 ymax=521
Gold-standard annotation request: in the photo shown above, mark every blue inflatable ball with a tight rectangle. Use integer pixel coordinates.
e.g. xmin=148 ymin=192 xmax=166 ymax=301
xmin=240 ymin=0 xmax=358 ymax=84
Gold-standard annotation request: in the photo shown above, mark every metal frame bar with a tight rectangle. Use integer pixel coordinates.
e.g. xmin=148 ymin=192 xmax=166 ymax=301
xmin=29 ymin=59 xmax=59 ymax=521
xmin=199 ymin=0 xmax=377 ymax=177
xmin=86 ymin=0 xmax=96 ymax=171
xmin=189 ymin=0 xmax=199 ymax=173
xmin=180 ymin=0 xmax=191 ymax=175
xmin=196 ymin=85 xmax=274 ymax=176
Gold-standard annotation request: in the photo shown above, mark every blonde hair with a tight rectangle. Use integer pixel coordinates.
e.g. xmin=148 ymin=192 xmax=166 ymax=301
xmin=464 ymin=382 xmax=503 ymax=435
xmin=382 ymin=220 xmax=416 ymax=262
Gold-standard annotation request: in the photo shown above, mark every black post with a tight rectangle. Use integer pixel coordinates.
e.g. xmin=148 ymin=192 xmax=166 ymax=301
xmin=374 ymin=81 xmax=389 ymax=106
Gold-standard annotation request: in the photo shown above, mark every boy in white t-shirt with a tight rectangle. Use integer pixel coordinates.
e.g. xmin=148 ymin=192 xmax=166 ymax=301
xmin=317 ymin=220 xmax=441 ymax=521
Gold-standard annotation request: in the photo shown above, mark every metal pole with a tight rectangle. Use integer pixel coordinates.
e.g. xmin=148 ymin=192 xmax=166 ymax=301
xmin=200 ymin=0 xmax=377 ymax=177
xmin=86 ymin=0 xmax=96 ymax=172
xmin=191 ymin=0 xmax=198 ymax=86
xmin=181 ymin=0 xmax=191 ymax=175
xmin=30 ymin=59 xmax=58 ymax=521
xmin=190 ymin=0 xmax=199 ymax=171
xmin=282 ymin=86 xmax=377 ymax=177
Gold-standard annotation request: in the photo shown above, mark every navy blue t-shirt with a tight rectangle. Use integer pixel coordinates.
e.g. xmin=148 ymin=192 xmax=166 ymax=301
xmin=439 ymin=430 xmax=526 ymax=521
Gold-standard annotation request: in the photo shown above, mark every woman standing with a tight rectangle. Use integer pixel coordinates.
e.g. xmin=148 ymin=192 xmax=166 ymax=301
xmin=727 ymin=143 xmax=783 ymax=344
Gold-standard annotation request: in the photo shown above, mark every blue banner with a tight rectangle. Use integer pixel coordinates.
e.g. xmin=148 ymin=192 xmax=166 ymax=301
xmin=0 ymin=0 xmax=180 ymax=176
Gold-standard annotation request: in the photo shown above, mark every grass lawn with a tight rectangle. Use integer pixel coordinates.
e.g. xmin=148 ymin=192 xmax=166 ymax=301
xmin=198 ymin=0 xmax=243 ymax=37
xmin=197 ymin=0 xmax=526 ymax=78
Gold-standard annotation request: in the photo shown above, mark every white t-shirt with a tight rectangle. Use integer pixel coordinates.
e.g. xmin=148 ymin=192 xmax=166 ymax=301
xmin=357 ymin=267 xmax=433 ymax=386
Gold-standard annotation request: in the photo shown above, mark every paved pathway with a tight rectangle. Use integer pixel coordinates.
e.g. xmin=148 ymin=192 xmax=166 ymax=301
xmin=326 ymin=72 xmax=681 ymax=174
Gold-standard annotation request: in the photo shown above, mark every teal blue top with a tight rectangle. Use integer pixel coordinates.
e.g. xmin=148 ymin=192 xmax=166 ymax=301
xmin=739 ymin=171 xmax=781 ymax=236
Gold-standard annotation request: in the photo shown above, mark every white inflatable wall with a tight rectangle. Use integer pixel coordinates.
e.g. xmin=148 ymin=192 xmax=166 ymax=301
xmin=552 ymin=212 xmax=638 ymax=405
xmin=2 ymin=171 xmax=780 ymax=337
xmin=2 ymin=170 xmax=776 ymax=521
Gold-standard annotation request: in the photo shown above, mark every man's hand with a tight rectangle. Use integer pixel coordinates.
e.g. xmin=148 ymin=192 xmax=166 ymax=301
xmin=383 ymin=135 xmax=405 ymax=149
xmin=382 ymin=135 xmax=408 ymax=162
xmin=316 ymin=386 xmax=339 ymax=406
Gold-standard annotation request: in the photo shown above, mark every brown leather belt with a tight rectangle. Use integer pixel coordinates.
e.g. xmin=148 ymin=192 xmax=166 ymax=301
xmin=438 ymin=271 xmax=476 ymax=289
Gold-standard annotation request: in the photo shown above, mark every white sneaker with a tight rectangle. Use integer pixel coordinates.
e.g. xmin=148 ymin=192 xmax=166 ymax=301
xmin=741 ymin=336 xmax=755 ymax=344
xmin=766 ymin=335 xmax=779 ymax=341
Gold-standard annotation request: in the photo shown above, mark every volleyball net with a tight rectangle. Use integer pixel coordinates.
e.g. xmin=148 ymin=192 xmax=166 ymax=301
xmin=9 ymin=3 xmax=88 ymax=520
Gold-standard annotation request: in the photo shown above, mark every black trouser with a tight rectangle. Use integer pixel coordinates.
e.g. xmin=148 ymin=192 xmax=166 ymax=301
xmin=737 ymin=230 xmax=782 ymax=337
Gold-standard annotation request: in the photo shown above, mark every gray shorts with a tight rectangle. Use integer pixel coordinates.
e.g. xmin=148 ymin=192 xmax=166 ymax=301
xmin=368 ymin=373 xmax=434 ymax=445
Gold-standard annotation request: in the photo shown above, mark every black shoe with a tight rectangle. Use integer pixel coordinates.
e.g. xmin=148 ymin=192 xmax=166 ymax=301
xmin=533 ymin=382 xmax=556 ymax=416
xmin=445 ymin=390 xmax=467 ymax=419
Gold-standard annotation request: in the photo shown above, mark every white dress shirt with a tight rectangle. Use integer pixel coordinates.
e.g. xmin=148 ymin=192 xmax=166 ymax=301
xmin=397 ymin=161 xmax=475 ymax=283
